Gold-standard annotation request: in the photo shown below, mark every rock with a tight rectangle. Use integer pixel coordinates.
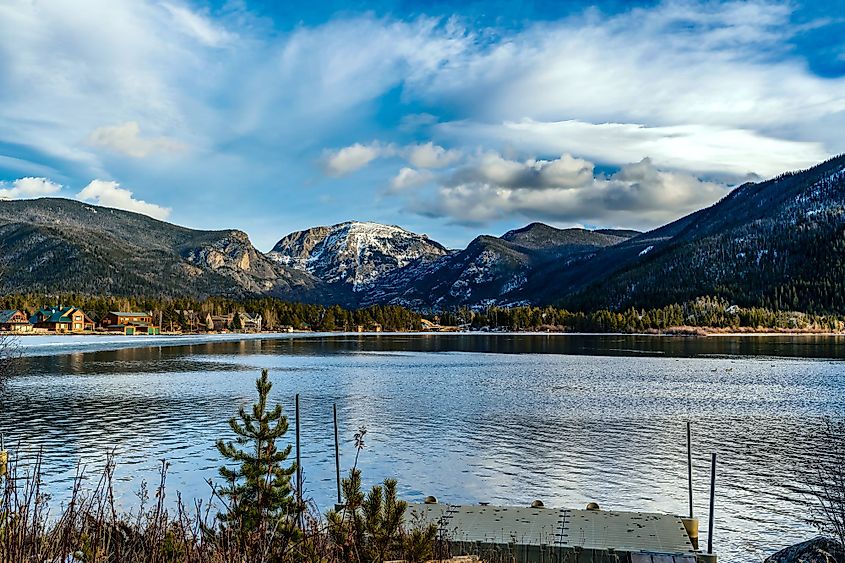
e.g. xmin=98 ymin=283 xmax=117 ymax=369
xmin=765 ymin=537 xmax=845 ymax=563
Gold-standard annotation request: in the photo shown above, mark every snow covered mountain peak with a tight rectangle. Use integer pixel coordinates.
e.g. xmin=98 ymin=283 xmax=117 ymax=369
xmin=267 ymin=221 xmax=448 ymax=289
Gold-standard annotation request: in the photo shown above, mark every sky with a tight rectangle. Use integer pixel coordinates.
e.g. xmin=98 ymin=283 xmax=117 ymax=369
xmin=0 ymin=0 xmax=844 ymax=250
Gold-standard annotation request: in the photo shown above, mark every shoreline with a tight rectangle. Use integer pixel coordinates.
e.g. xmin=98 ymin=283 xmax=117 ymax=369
xmin=8 ymin=329 xmax=845 ymax=358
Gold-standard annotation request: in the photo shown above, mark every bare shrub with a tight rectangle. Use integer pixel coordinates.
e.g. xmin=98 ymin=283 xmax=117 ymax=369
xmin=807 ymin=418 xmax=845 ymax=548
xmin=0 ymin=332 xmax=21 ymax=382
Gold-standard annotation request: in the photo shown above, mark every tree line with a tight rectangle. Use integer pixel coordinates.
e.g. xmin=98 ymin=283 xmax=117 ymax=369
xmin=440 ymin=296 xmax=845 ymax=332
xmin=2 ymin=292 xmax=843 ymax=333
xmin=0 ymin=293 xmax=423 ymax=332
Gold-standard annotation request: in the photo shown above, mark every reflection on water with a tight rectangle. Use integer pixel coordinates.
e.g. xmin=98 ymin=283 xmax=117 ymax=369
xmin=3 ymin=334 xmax=845 ymax=561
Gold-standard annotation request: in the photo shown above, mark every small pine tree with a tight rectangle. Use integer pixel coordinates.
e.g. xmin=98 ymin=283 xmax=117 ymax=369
xmin=215 ymin=369 xmax=297 ymax=537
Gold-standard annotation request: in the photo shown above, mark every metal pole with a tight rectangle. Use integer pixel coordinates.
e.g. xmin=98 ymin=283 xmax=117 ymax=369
xmin=295 ymin=394 xmax=302 ymax=522
xmin=707 ymin=453 xmax=717 ymax=554
xmin=687 ymin=420 xmax=693 ymax=518
xmin=333 ymin=403 xmax=342 ymax=505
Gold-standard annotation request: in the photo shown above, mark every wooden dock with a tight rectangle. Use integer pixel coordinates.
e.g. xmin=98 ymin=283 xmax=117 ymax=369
xmin=408 ymin=503 xmax=715 ymax=563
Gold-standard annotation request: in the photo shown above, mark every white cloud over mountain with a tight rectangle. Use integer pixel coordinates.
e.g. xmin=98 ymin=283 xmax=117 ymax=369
xmin=408 ymin=153 xmax=728 ymax=227
xmin=0 ymin=177 xmax=63 ymax=199
xmin=76 ymin=180 xmax=171 ymax=220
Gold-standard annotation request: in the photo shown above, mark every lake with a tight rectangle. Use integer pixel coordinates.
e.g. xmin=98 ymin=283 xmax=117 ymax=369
xmin=3 ymin=333 xmax=845 ymax=561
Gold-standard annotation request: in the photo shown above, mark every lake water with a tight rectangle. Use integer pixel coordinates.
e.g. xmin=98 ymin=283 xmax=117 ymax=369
xmin=3 ymin=333 xmax=845 ymax=561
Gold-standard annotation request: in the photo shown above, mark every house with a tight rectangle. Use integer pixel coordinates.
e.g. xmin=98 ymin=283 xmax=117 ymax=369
xmin=0 ymin=310 xmax=33 ymax=332
xmin=175 ymin=310 xmax=204 ymax=332
xmin=29 ymin=306 xmax=95 ymax=333
xmin=205 ymin=313 xmax=233 ymax=332
xmin=239 ymin=312 xmax=263 ymax=332
xmin=101 ymin=312 xmax=160 ymax=335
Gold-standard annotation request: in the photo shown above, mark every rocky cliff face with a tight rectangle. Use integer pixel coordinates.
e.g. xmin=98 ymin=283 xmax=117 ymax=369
xmin=268 ymin=221 xmax=449 ymax=291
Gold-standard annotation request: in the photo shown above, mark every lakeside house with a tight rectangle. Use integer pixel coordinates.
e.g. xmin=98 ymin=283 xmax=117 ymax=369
xmin=204 ymin=312 xmax=263 ymax=332
xmin=174 ymin=309 xmax=205 ymax=332
xmin=205 ymin=313 xmax=231 ymax=332
xmin=0 ymin=309 xmax=33 ymax=332
xmin=29 ymin=306 xmax=95 ymax=333
xmin=239 ymin=312 xmax=262 ymax=332
xmin=101 ymin=311 xmax=161 ymax=335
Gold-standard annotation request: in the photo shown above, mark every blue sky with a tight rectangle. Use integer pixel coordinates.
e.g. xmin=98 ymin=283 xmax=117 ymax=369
xmin=0 ymin=0 xmax=844 ymax=250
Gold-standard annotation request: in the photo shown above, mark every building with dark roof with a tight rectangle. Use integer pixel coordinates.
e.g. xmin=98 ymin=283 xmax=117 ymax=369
xmin=0 ymin=309 xmax=32 ymax=332
xmin=101 ymin=312 xmax=160 ymax=335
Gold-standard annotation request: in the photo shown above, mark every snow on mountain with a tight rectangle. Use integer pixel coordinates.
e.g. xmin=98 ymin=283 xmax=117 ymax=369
xmin=267 ymin=221 xmax=448 ymax=290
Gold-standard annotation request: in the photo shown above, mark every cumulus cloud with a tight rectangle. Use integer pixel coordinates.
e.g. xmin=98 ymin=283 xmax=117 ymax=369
xmin=390 ymin=167 xmax=434 ymax=191
xmin=76 ymin=180 xmax=171 ymax=220
xmin=450 ymin=152 xmax=595 ymax=190
xmin=406 ymin=153 xmax=729 ymax=228
xmin=0 ymin=177 xmax=63 ymax=199
xmin=405 ymin=142 xmax=462 ymax=169
xmin=323 ymin=142 xmax=395 ymax=176
xmin=324 ymin=141 xmax=461 ymax=175
xmin=88 ymin=122 xmax=186 ymax=158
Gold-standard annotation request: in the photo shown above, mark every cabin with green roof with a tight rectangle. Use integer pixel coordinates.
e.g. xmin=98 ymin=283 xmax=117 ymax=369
xmin=29 ymin=306 xmax=94 ymax=333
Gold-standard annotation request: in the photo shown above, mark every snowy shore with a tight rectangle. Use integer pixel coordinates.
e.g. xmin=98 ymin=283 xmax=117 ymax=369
xmin=12 ymin=332 xmax=333 ymax=357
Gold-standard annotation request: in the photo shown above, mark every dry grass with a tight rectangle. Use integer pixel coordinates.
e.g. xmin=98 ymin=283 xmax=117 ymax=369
xmin=0 ymin=449 xmax=445 ymax=563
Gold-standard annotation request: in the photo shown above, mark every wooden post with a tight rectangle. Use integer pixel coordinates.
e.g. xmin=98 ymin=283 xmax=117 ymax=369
xmin=295 ymin=394 xmax=302 ymax=525
xmin=687 ymin=420 xmax=694 ymax=518
xmin=334 ymin=403 xmax=341 ymax=505
xmin=707 ymin=453 xmax=717 ymax=554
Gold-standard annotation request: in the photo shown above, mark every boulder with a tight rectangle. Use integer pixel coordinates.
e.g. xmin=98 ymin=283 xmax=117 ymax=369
xmin=765 ymin=537 xmax=845 ymax=563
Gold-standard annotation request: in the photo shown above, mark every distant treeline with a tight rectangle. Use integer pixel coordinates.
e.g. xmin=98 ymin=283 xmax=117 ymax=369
xmin=2 ymin=293 xmax=842 ymax=333
xmin=439 ymin=296 xmax=845 ymax=332
xmin=0 ymin=294 xmax=422 ymax=332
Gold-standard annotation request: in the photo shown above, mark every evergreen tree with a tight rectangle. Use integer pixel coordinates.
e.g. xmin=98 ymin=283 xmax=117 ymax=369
xmin=215 ymin=369 xmax=298 ymax=537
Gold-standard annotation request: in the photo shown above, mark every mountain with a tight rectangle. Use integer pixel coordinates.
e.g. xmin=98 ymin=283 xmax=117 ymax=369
xmin=547 ymin=154 xmax=845 ymax=312
xmin=0 ymin=198 xmax=324 ymax=299
xmin=363 ymin=224 xmax=637 ymax=308
xmin=267 ymin=221 xmax=448 ymax=291
xmin=3 ymin=154 xmax=844 ymax=313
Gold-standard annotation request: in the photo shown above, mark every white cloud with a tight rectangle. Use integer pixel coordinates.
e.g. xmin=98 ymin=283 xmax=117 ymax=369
xmin=406 ymin=153 xmax=729 ymax=228
xmin=413 ymin=2 xmax=845 ymax=133
xmin=0 ymin=177 xmax=63 ymax=199
xmin=450 ymin=152 xmax=595 ymax=190
xmin=323 ymin=142 xmax=395 ymax=176
xmin=438 ymin=119 xmax=830 ymax=179
xmin=161 ymin=2 xmax=234 ymax=47
xmin=390 ymin=167 xmax=434 ymax=191
xmin=324 ymin=141 xmax=461 ymax=176
xmin=405 ymin=142 xmax=462 ymax=169
xmin=76 ymin=180 xmax=171 ymax=220
xmin=1 ymin=0 xmax=844 ymax=236
xmin=88 ymin=121 xmax=186 ymax=158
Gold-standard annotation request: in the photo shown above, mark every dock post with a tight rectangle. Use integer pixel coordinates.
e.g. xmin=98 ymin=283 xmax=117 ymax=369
xmin=295 ymin=394 xmax=302 ymax=526
xmin=333 ymin=403 xmax=342 ymax=505
xmin=707 ymin=453 xmax=717 ymax=554
xmin=687 ymin=420 xmax=693 ymax=518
